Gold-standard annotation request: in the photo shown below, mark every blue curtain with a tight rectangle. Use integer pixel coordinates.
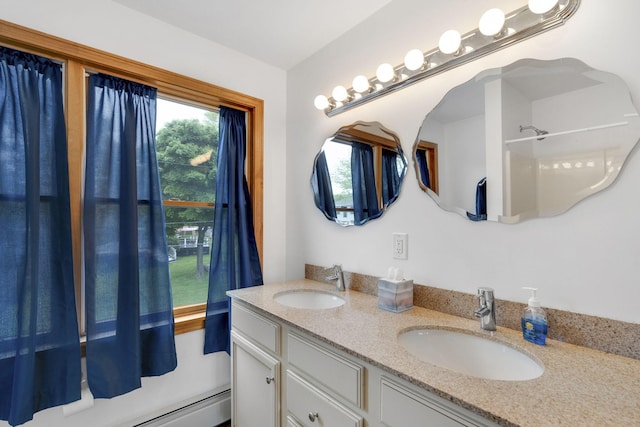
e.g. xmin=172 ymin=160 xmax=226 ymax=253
xmin=204 ymin=107 xmax=263 ymax=354
xmin=0 ymin=47 xmax=81 ymax=426
xmin=311 ymin=151 xmax=337 ymax=220
xmin=466 ymin=177 xmax=487 ymax=221
xmin=416 ymin=149 xmax=431 ymax=189
xmin=351 ymin=142 xmax=380 ymax=225
xmin=84 ymin=74 xmax=177 ymax=398
xmin=381 ymin=148 xmax=402 ymax=206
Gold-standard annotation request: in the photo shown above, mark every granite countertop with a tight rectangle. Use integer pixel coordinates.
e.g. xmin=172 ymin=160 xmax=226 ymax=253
xmin=228 ymin=279 xmax=640 ymax=427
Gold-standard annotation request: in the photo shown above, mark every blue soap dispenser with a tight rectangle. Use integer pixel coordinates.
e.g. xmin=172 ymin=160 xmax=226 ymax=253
xmin=521 ymin=287 xmax=548 ymax=345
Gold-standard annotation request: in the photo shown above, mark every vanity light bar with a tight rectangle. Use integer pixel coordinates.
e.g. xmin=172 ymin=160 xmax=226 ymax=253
xmin=315 ymin=0 xmax=580 ymax=117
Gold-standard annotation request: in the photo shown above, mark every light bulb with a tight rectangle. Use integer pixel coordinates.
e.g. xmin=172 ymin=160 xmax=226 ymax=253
xmin=439 ymin=30 xmax=461 ymax=55
xmin=528 ymin=0 xmax=559 ymax=14
xmin=376 ymin=63 xmax=396 ymax=83
xmin=314 ymin=95 xmax=329 ymax=110
xmin=479 ymin=8 xmax=505 ymax=36
xmin=352 ymin=75 xmax=370 ymax=93
xmin=404 ymin=49 xmax=424 ymax=71
xmin=332 ymin=85 xmax=349 ymax=102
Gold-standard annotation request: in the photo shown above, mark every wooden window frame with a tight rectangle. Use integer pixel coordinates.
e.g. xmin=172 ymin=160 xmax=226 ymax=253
xmin=0 ymin=20 xmax=264 ymax=336
xmin=416 ymin=140 xmax=439 ymax=195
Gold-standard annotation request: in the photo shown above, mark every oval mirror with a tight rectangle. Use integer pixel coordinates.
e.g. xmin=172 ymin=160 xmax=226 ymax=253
xmin=413 ymin=58 xmax=640 ymax=223
xmin=312 ymin=121 xmax=407 ymax=226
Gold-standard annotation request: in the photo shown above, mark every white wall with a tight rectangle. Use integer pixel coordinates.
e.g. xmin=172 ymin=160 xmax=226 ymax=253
xmin=0 ymin=0 xmax=287 ymax=425
xmin=287 ymin=0 xmax=640 ymax=324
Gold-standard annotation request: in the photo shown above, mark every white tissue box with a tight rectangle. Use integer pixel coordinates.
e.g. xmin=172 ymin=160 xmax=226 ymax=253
xmin=378 ymin=278 xmax=413 ymax=312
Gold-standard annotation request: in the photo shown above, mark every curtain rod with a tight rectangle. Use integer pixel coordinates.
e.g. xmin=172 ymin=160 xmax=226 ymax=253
xmin=504 ymin=121 xmax=629 ymax=144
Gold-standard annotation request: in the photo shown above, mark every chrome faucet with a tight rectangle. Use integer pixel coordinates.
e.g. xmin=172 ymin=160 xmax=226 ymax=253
xmin=326 ymin=264 xmax=345 ymax=291
xmin=474 ymin=287 xmax=496 ymax=331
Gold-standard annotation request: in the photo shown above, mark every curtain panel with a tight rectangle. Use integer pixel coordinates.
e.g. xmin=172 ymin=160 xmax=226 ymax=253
xmin=416 ymin=148 xmax=431 ymax=189
xmin=311 ymin=151 xmax=337 ymax=220
xmin=84 ymin=73 xmax=177 ymax=398
xmin=351 ymin=142 xmax=381 ymax=225
xmin=204 ymin=106 xmax=263 ymax=355
xmin=0 ymin=47 xmax=81 ymax=426
xmin=381 ymin=148 xmax=402 ymax=207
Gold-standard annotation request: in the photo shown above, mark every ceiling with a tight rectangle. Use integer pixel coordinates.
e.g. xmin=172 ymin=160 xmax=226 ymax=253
xmin=113 ymin=0 xmax=393 ymax=70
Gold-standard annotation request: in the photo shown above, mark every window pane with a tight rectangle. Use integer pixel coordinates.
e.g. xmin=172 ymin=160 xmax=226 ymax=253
xmin=325 ymin=141 xmax=355 ymax=225
xmin=156 ymin=99 xmax=218 ymax=203
xmin=156 ymin=99 xmax=218 ymax=307
xmin=164 ymin=206 xmax=213 ymax=307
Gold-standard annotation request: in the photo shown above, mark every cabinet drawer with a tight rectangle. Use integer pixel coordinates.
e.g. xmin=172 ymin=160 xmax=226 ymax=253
xmin=232 ymin=301 xmax=280 ymax=354
xmin=288 ymin=332 xmax=364 ymax=408
xmin=287 ymin=415 xmax=304 ymax=427
xmin=287 ymin=371 xmax=363 ymax=427
xmin=380 ymin=377 xmax=492 ymax=427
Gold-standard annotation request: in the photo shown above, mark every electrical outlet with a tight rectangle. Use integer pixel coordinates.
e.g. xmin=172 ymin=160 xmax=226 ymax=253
xmin=392 ymin=233 xmax=408 ymax=260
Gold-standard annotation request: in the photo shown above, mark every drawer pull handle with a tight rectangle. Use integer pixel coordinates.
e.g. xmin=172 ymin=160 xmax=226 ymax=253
xmin=265 ymin=376 xmax=275 ymax=384
xmin=308 ymin=412 xmax=319 ymax=422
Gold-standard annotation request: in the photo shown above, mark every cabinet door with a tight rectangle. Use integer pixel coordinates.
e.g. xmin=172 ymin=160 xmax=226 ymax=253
xmin=231 ymin=331 xmax=281 ymax=427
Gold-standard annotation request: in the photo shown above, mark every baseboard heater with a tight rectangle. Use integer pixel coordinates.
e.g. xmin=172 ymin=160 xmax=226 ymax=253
xmin=133 ymin=389 xmax=231 ymax=427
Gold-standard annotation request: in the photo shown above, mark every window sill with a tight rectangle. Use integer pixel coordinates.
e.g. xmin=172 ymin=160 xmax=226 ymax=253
xmin=174 ymin=307 xmax=206 ymax=335
xmin=174 ymin=303 xmax=207 ymax=334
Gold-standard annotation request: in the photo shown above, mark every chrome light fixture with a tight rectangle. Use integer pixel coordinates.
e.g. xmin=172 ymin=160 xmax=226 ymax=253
xmin=314 ymin=0 xmax=580 ymax=116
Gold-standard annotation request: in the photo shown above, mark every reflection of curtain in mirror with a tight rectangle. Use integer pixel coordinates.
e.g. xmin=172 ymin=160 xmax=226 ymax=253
xmin=416 ymin=149 xmax=431 ymax=188
xmin=351 ymin=142 xmax=380 ymax=225
xmin=381 ymin=148 xmax=402 ymax=206
xmin=466 ymin=177 xmax=487 ymax=221
xmin=311 ymin=151 xmax=337 ymax=220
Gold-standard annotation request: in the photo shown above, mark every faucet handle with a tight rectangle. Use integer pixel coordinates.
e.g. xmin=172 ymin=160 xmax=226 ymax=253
xmin=477 ymin=287 xmax=494 ymax=298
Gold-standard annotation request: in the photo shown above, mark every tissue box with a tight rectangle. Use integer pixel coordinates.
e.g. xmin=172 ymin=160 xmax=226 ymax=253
xmin=378 ymin=278 xmax=413 ymax=312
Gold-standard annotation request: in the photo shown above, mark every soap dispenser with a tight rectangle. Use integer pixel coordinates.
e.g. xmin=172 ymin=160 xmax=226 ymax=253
xmin=521 ymin=287 xmax=548 ymax=345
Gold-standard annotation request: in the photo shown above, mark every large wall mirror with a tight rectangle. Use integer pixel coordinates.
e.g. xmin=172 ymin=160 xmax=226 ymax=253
xmin=413 ymin=58 xmax=640 ymax=223
xmin=312 ymin=121 xmax=407 ymax=226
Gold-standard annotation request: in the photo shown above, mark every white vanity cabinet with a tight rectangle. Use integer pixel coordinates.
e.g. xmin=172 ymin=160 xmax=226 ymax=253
xmin=230 ymin=299 xmax=499 ymax=427
xmin=230 ymin=301 xmax=282 ymax=427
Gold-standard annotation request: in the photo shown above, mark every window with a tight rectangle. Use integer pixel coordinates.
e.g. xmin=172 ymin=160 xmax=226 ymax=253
xmin=156 ymin=99 xmax=217 ymax=308
xmin=0 ymin=20 xmax=264 ymax=335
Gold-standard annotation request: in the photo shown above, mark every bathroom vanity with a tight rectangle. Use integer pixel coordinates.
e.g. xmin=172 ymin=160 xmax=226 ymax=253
xmin=228 ymin=280 xmax=640 ymax=427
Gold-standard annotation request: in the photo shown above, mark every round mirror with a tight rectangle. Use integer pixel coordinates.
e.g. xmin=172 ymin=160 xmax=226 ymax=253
xmin=413 ymin=58 xmax=640 ymax=223
xmin=312 ymin=121 xmax=407 ymax=226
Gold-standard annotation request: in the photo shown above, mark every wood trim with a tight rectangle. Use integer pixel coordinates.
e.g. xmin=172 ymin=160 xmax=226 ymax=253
xmin=0 ymin=19 xmax=264 ymax=334
xmin=66 ymin=59 xmax=86 ymax=330
xmin=341 ymin=127 xmax=397 ymax=150
xmin=173 ymin=303 xmax=207 ymax=335
xmin=0 ymin=20 xmax=260 ymax=112
xmin=416 ymin=140 xmax=439 ymax=195
xmin=249 ymin=101 xmax=265 ymax=265
xmin=163 ymin=200 xmax=214 ymax=208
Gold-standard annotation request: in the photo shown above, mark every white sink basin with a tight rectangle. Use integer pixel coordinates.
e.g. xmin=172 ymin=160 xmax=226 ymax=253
xmin=274 ymin=290 xmax=345 ymax=309
xmin=398 ymin=328 xmax=543 ymax=381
